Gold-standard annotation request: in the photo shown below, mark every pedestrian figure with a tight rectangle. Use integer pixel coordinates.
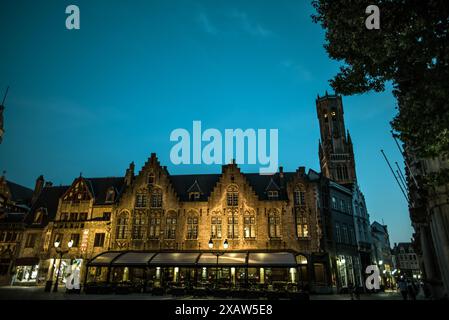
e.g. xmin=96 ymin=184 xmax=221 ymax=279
xmin=398 ymin=278 xmax=408 ymax=300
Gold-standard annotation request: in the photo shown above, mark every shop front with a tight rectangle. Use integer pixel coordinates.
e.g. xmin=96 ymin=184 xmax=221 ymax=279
xmin=13 ymin=257 xmax=40 ymax=285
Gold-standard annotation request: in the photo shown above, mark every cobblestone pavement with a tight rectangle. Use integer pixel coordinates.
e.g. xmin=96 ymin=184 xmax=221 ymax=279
xmin=0 ymin=286 xmax=425 ymax=300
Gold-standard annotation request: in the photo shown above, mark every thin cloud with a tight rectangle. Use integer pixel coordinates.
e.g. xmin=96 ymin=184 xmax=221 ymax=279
xmin=281 ymin=60 xmax=313 ymax=81
xmin=229 ymin=10 xmax=274 ymax=37
xmin=197 ymin=12 xmax=218 ymax=35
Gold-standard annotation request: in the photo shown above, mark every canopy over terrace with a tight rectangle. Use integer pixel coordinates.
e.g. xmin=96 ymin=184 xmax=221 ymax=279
xmin=87 ymin=250 xmax=305 ymax=268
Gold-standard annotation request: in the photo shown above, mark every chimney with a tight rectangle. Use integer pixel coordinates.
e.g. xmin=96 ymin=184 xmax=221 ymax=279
xmin=31 ymin=175 xmax=45 ymax=205
xmin=297 ymin=166 xmax=306 ymax=175
xmin=45 ymin=181 xmax=53 ymax=187
xmin=125 ymin=162 xmax=135 ymax=186
xmin=279 ymin=166 xmax=284 ymax=177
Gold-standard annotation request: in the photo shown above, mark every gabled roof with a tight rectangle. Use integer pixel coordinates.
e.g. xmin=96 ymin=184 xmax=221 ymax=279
xmin=265 ymin=178 xmax=280 ymax=192
xmin=25 ymin=185 xmax=69 ymax=227
xmin=186 ymin=180 xmax=202 ymax=194
xmin=84 ymin=177 xmax=125 ymax=205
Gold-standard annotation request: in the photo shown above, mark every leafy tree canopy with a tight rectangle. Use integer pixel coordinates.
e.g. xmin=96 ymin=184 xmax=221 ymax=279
xmin=312 ymin=0 xmax=449 ymax=159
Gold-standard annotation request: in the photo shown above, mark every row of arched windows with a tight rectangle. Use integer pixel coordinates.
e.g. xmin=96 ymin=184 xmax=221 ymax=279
xmin=115 ymin=210 xmax=293 ymax=240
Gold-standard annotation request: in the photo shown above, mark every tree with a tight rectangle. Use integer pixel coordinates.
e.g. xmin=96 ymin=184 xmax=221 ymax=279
xmin=311 ymin=0 xmax=449 ymax=161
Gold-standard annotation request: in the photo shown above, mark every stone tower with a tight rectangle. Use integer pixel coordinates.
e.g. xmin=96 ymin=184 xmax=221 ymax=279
xmin=316 ymin=92 xmax=356 ymax=184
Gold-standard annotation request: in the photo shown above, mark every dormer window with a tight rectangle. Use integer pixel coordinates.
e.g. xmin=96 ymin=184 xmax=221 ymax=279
xmin=105 ymin=188 xmax=115 ymax=203
xmin=33 ymin=209 xmax=45 ymax=224
xmin=189 ymin=192 xmax=200 ymax=201
xmin=268 ymin=191 xmax=279 ymax=200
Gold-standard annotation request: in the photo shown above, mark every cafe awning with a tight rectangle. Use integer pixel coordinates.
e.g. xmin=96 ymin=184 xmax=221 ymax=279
xmin=87 ymin=251 xmax=305 ymax=268
xmin=247 ymin=252 xmax=297 ymax=267
xmin=149 ymin=252 xmax=200 ymax=267
xmin=89 ymin=252 xmax=124 ymax=266
xmin=197 ymin=252 xmax=247 ymax=267
xmin=112 ymin=252 xmax=157 ymax=267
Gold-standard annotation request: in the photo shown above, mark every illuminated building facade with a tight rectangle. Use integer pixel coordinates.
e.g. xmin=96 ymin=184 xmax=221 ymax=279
xmin=1 ymin=93 xmax=374 ymax=294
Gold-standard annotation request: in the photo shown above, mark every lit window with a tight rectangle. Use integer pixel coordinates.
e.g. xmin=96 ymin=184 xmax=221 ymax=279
xmin=210 ymin=217 xmax=222 ymax=239
xmin=226 ymin=185 xmax=239 ymax=207
xmin=187 ymin=216 xmax=198 ymax=239
xmin=132 ymin=213 xmax=144 ymax=240
xmin=116 ymin=212 xmax=128 ymax=240
xmin=267 ymin=191 xmax=279 ymax=200
xmin=268 ymin=210 xmax=281 ymax=238
xmin=244 ymin=215 xmax=256 ymax=238
xmin=227 ymin=215 xmax=238 ymax=239
xmin=149 ymin=214 xmax=161 ymax=239
xmin=105 ymin=188 xmax=115 ymax=203
xmin=296 ymin=210 xmax=309 ymax=238
xmin=165 ymin=216 xmax=177 ymax=239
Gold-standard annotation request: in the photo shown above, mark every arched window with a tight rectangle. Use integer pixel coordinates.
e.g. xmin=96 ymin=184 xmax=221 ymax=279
xmin=151 ymin=189 xmax=162 ymax=208
xmin=244 ymin=212 xmax=256 ymax=239
xmin=210 ymin=216 xmax=222 ymax=239
xmin=268 ymin=210 xmax=281 ymax=238
xmin=132 ymin=212 xmax=144 ymax=240
xmin=149 ymin=213 xmax=161 ymax=239
xmin=296 ymin=255 xmax=308 ymax=265
xmin=296 ymin=209 xmax=309 ymax=238
xmin=165 ymin=213 xmax=177 ymax=239
xmin=187 ymin=214 xmax=199 ymax=240
xmin=294 ymin=186 xmax=306 ymax=206
xmin=116 ymin=212 xmax=129 ymax=240
xmin=135 ymin=192 xmax=147 ymax=208
xmin=226 ymin=185 xmax=239 ymax=207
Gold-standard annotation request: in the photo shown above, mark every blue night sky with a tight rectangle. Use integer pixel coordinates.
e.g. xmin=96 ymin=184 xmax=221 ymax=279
xmin=0 ymin=0 xmax=412 ymax=244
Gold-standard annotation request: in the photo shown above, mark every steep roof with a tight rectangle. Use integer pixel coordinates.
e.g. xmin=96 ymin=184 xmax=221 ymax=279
xmin=6 ymin=180 xmax=33 ymax=205
xmin=168 ymin=174 xmax=221 ymax=201
xmin=84 ymin=177 xmax=125 ymax=205
xmin=25 ymin=185 xmax=69 ymax=227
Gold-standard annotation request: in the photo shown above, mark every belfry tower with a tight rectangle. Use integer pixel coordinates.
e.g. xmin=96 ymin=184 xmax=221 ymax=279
xmin=316 ymin=92 xmax=357 ymax=185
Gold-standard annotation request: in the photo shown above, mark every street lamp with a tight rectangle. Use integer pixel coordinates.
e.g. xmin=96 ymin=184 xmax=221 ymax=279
xmin=52 ymin=239 xmax=73 ymax=292
xmin=208 ymin=239 xmax=228 ymax=288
